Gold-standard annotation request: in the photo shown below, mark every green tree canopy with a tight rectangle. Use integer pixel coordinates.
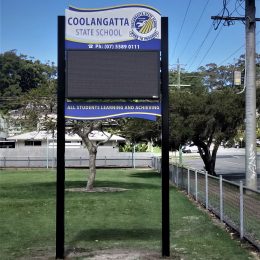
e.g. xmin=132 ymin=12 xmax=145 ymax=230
xmin=170 ymin=83 xmax=245 ymax=175
xmin=0 ymin=50 xmax=56 ymax=112
xmin=119 ymin=118 xmax=160 ymax=144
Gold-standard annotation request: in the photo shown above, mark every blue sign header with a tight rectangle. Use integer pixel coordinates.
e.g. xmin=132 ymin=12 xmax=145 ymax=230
xmin=65 ymin=102 xmax=161 ymax=121
xmin=65 ymin=5 xmax=161 ymax=51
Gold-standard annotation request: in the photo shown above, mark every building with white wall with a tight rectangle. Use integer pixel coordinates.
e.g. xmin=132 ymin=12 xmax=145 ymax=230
xmin=5 ymin=130 xmax=125 ymax=150
xmin=0 ymin=131 xmax=154 ymax=168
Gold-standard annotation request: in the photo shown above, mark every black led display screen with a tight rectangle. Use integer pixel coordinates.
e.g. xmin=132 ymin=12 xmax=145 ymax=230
xmin=66 ymin=51 xmax=160 ymax=98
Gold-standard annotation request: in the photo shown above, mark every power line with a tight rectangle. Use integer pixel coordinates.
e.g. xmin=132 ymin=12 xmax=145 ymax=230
xmin=218 ymin=30 xmax=260 ymax=65
xmin=179 ymin=0 xmax=211 ymax=59
xmin=193 ymin=0 xmax=245 ymax=69
xmin=197 ymin=25 xmax=224 ymax=68
xmin=186 ymin=0 xmax=232 ymax=70
xmin=218 ymin=43 xmax=245 ymax=65
xmin=234 ymin=0 xmax=245 ymax=17
xmin=213 ymin=0 xmax=234 ymax=30
xmin=186 ymin=25 xmax=213 ymax=70
xmin=172 ymin=0 xmax=192 ymax=59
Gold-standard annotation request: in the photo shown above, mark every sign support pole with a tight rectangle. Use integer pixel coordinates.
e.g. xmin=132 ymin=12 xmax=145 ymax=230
xmin=161 ymin=17 xmax=170 ymax=257
xmin=56 ymin=16 xmax=65 ymax=259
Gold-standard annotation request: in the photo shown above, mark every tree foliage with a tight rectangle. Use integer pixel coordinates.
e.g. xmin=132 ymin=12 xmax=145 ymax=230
xmin=170 ymin=61 xmax=246 ymax=175
xmin=17 ymin=81 xmax=57 ymax=131
xmin=118 ymin=118 xmax=160 ymax=144
xmin=0 ymin=50 xmax=56 ymax=112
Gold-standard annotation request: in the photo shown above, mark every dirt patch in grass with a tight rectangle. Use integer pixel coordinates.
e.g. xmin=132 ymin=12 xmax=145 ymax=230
xmin=66 ymin=187 xmax=130 ymax=193
xmin=66 ymin=248 xmax=163 ymax=259
xmin=67 ymin=249 xmax=161 ymax=260
xmin=19 ymin=248 xmax=183 ymax=260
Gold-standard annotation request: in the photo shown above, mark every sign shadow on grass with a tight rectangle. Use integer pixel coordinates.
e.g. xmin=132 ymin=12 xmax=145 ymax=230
xmin=65 ymin=180 xmax=159 ymax=190
xmin=129 ymin=172 xmax=161 ymax=179
xmin=70 ymin=228 xmax=161 ymax=243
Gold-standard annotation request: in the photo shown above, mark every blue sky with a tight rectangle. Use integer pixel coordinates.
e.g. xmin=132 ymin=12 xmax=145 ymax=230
xmin=1 ymin=0 xmax=260 ymax=71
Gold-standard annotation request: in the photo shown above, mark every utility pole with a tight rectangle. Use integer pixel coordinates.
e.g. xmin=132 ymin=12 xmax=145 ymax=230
xmin=177 ymin=58 xmax=181 ymax=89
xmin=169 ymin=59 xmax=191 ymax=88
xmin=212 ymin=0 xmax=258 ymax=190
xmin=245 ymin=0 xmax=257 ymax=190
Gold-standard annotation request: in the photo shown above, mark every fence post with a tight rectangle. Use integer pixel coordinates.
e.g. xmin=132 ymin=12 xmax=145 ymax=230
xmin=172 ymin=164 xmax=175 ymax=183
xmin=158 ymin=158 xmax=162 ymax=174
xmin=169 ymin=163 xmax=173 ymax=183
xmin=195 ymin=170 xmax=198 ymax=201
xmin=4 ymin=157 xmax=6 ymax=167
xmin=46 ymin=140 xmax=49 ymax=169
xmin=28 ymin=157 xmax=30 ymax=167
xmin=187 ymin=168 xmax=190 ymax=195
xmin=220 ymin=175 xmax=223 ymax=222
xmin=205 ymin=171 xmax=208 ymax=209
xmin=240 ymin=181 xmax=244 ymax=239
xmin=105 ymin=156 xmax=107 ymax=167
xmin=170 ymin=164 xmax=172 ymax=182
xmin=176 ymin=164 xmax=179 ymax=187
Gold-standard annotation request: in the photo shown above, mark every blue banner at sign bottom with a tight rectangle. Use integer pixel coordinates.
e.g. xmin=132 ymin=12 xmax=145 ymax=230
xmin=65 ymin=102 xmax=161 ymax=121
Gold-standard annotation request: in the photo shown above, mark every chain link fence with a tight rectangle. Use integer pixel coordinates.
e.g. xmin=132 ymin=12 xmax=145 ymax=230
xmin=152 ymin=157 xmax=260 ymax=250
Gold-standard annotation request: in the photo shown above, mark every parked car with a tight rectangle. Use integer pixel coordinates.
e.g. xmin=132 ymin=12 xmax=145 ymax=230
xmin=182 ymin=144 xmax=199 ymax=153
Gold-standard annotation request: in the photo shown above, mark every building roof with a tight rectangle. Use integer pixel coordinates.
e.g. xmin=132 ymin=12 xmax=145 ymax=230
xmin=7 ymin=130 xmax=125 ymax=142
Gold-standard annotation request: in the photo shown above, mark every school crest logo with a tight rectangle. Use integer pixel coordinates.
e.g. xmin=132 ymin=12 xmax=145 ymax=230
xmin=130 ymin=11 xmax=159 ymax=41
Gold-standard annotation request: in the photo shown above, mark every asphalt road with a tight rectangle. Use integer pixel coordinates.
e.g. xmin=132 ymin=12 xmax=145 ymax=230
xmin=180 ymin=148 xmax=260 ymax=190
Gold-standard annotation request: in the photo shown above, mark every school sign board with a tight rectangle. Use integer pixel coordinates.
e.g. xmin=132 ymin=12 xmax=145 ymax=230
xmin=57 ymin=6 xmax=170 ymax=258
xmin=65 ymin=5 xmax=161 ymax=50
xmin=65 ymin=5 xmax=161 ymax=99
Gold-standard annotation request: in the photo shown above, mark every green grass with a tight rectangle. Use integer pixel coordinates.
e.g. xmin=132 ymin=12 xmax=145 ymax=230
xmin=0 ymin=168 xmax=254 ymax=259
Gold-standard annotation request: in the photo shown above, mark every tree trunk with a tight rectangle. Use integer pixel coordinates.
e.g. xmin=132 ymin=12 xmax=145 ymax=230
xmin=199 ymin=148 xmax=214 ymax=175
xmin=203 ymin=156 xmax=216 ymax=176
xmin=196 ymin=140 xmax=219 ymax=176
xmin=86 ymin=148 xmax=97 ymax=191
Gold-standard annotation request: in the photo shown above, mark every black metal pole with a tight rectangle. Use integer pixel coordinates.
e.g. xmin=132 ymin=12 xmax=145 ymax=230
xmin=56 ymin=16 xmax=65 ymax=259
xmin=161 ymin=17 xmax=170 ymax=257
